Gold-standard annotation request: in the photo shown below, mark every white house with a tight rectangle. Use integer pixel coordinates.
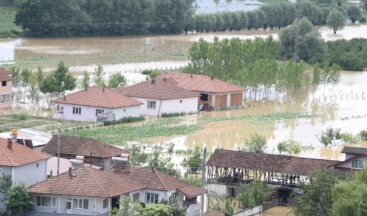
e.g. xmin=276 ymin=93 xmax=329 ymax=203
xmin=118 ymin=78 xmax=199 ymax=116
xmin=0 ymin=138 xmax=50 ymax=212
xmin=52 ymin=86 xmax=142 ymax=122
xmin=28 ymin=166 xmax=202 ymax=216
xmin=332 ymin=146 xmax=367 ymax=171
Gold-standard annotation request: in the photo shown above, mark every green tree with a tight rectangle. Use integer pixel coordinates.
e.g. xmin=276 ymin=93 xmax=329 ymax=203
xmin=236 ymin=181 xmax=268 ymax=209
xmin=40 ymin=62 xmax=77 ymax=98
xmin=293 ymin=168 xmax=345 ymax=216
xmin=347 ymin=6 xmax=361 ymax=23
xmin=5 ymin=182 xmax=33 ymax=216
xmin=118 ymin=196 xmax=141 ymax=216
xmin=148 ymin=151 xmax=176 ymax=176
xmin=361 ymin=0 xmax=367 ymax=10
xmin=279 ymin=17 xmax=326 ymax=62
xmin=181 ymin=147 xmax=202 ymax=173
xmin=80 ymin=71 xmax=90 ymax=89
xmin=94 ymin=65 xmax=105 ymax=87
xmin=141 ymin=204 xmax=170 ymax=216
xmin=208 ymin=196 xmax=234 ymax=216
xmin=326 ymin=9 xmax=346 ymax=34
xmin=332 ymin=168 xmax=367 ymax=216
xmin=0 ymin=175 xmax=12 ymax=207
xmin=242 ymin=133 xmax=267 ymax=154
xmin=108 ymin=72 xmax=127 ymax=89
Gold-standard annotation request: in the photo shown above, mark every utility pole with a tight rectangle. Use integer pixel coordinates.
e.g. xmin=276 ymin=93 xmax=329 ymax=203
xmin=200 ymin=146 xmax=207 ymax=216
xmin=57 ymin=123 xmax=62 ymax=175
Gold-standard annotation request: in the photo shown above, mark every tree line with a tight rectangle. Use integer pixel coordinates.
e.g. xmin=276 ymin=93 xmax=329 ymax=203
xmin=14 ymin=0 xmax=195 ymax=37
xmin=12 ymin=0 xmax=364 ymax=37
xmin=10 ymin=62 xmax=127 ymax=106
xmin=184 ymin=36 xmax=341 ymax=100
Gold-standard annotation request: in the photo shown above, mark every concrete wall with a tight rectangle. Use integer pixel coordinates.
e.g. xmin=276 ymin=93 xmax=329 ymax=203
xmin=32 ymin=194 xmax=109 ymax=215
xmin=206 ymin=184 xmax=228 ymax=196
xmin=133 ymin=97 xmax=198 ymax=116
xmin=234 ymin=205 xmax=262 ymax=216
xmin=12 ymin=159 xmax=47 ymax=187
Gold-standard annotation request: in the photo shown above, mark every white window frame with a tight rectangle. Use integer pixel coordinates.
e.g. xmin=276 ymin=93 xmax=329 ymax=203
xmin=96 ymin=109 xmax=104 ymax=116
xmin=147 ymin=101 xmax=156 ymax=109
xmin=146 ymin=192 xmax=159 ymax=204
xmin=103 ymin=198 xmax=108 ymax=209
xmin=72 ymin=198 xmax=89 ymax=209
xmin=72 ymin=107 xmax=81 ymax=115
xmin=133 ymin=193 xmax=140 ymax=201
xmin=351 ymin=159 xmax=364 ymax=169
xmin=36 ymin=196 xmax=57 ymax=208
xmin=0 ymin=94 xmax=10 ymax=103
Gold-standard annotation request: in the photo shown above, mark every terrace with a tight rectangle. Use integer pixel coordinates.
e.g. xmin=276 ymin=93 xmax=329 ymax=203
xmin=206 ymin=149 xmax=339 ymax=187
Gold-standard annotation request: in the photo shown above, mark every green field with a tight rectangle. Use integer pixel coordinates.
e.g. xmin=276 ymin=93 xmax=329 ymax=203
xmin=0 ymin=7 xmax=21 ymax=38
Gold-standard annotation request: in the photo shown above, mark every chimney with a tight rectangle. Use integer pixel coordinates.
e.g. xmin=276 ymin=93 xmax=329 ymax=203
xmin=63 ymin=95 xmax=66 ymax=101
xmin=102 ymin=86 xmax=105 ymax=92
xmin=7 ymin=138 xmax=12 ymax=149
xmin=11 ymin=129 xmax=17 ymax=143
xmin=151 ymin=79 xmax=156 ymax=84
xmin=191 ymin=74 xmax=193 ymax=78
xmin=68 ymin=167 xmax=72 ymax=177
xmin=211 ymin=76 xmax=214 ymax=80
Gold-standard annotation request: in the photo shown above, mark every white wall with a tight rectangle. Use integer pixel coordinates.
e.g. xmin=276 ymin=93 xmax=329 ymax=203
xmin=53 ymin=103 xmax=141 ymax=122
xmin=132 ymin=97 xmax=198 ymax=116
xmin=32 ymin=195 xmax=109 ymax=215
xmin=12 ymin=159 xmax=47 ymax=187
xmin=160 ymin=97 xmax=198 ymax=115
xmin=112 ymin=106 xmax=140 ymax=120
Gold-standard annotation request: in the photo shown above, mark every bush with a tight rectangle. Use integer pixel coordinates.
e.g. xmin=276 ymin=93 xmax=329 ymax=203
xmin=104 ymin=116 xmax=145 ymax=126
xmin=360 ymin=130 xmax=367 ymax=141
xmin=360 ymin=16 xmax=367 ymax=23
xmin=161 ymin=112 xmax=185 ymax=118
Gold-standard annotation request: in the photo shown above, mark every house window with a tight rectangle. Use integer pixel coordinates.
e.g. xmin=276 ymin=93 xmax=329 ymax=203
xmin=0 ymin=94 xmax=10 ymax=103
xmin=147 ymin=101 xmax=156 ymax=109
xmin=72 ymin=198 xmax=89 ymax=209
xmin=72 ymin=107 xmax=81 ymax=115
xmin=352 ymin=160 xmax=364 ymax=169
xmin=170 ymin=192 xmax=178 ymax=200
xmin=36 ymin=196 xmax=56 ymax=207
xmin=133 ymin=193 xmax=140 ymax=201
xmin=2 ymin=81 xmax=6 ymax=86
xmin=96 ymin=109 xmax=104 ymax=116
xmin=103 ymin=199 xmax=108 ymax=209
xmin=146 ymin=193 xmax=159 ymax=204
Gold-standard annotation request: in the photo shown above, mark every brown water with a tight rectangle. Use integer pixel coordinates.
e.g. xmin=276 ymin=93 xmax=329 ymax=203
xmin=1 ymin=24 xmax=367 ymax=71
xmin=258 ymin=206 xmax=294 ymax=216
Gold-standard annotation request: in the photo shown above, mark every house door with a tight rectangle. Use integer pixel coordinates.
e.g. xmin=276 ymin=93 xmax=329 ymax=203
xmin=66 ymin=200 xmax=72 ymax=214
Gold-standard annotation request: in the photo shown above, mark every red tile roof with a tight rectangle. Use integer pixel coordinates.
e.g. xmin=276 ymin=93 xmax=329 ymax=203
xmin=0 ymin=68 xmax=12 ymax=81
xmin=112 ymin=167 xmax=201 ymax=197
xmin=207 ymin=149 xmax=339 ymax=176
xmin=43 ymin=136 xmax=128 ymax=158
xmin=29 ymin=166 xmax=142 ymax=198
xmin=0 ymin=138 xmax=50 ymax=167
xmin=52 ymin=86 xmax=142 ymax=109
xmin=30 ymin=166 xmax=202 ymax=198
xmin=118 ymin=78 xmax=199 ymax=100
xmin=160 ymin=72 xmax=244 ymax=93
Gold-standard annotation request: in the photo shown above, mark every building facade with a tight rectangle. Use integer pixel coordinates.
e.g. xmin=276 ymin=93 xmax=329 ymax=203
xmin=0 ymin=68 xmax=12 ymax=109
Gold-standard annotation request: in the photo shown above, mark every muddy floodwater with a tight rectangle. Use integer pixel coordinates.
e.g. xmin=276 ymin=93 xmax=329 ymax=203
xmin=257 ymin=206 xmax=294 ymax=216
xmin=2 ymin=24 xmax=367 ymax=71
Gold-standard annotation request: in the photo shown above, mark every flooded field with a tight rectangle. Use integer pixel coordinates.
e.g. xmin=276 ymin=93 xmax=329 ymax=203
xmin=2 ymin=24 xmax=367 ymax=71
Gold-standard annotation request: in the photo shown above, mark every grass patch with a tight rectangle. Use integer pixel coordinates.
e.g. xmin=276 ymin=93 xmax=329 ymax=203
xmin=62 ymin=118 xmax=202 ymax=145
xmin=201 ymin=112 xmax=316 ymax=124
xmin=0 ymin=7 xmax=22 ymax=38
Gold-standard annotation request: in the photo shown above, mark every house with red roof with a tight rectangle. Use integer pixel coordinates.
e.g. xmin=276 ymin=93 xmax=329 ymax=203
xmin=0 ymin=68 xmax=12 ymax=109
xmin=28 ymin=166 xmax=202 ymax=215
xmin=52 ymin=86 xmax=142 ymax=122
xmin=0 ymin=138 xmax=50 ymax=211
xmin=160 ymin=72 xmax=244 ymax=110
xmin=118 ymin=78 xmax=199 ymax=116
